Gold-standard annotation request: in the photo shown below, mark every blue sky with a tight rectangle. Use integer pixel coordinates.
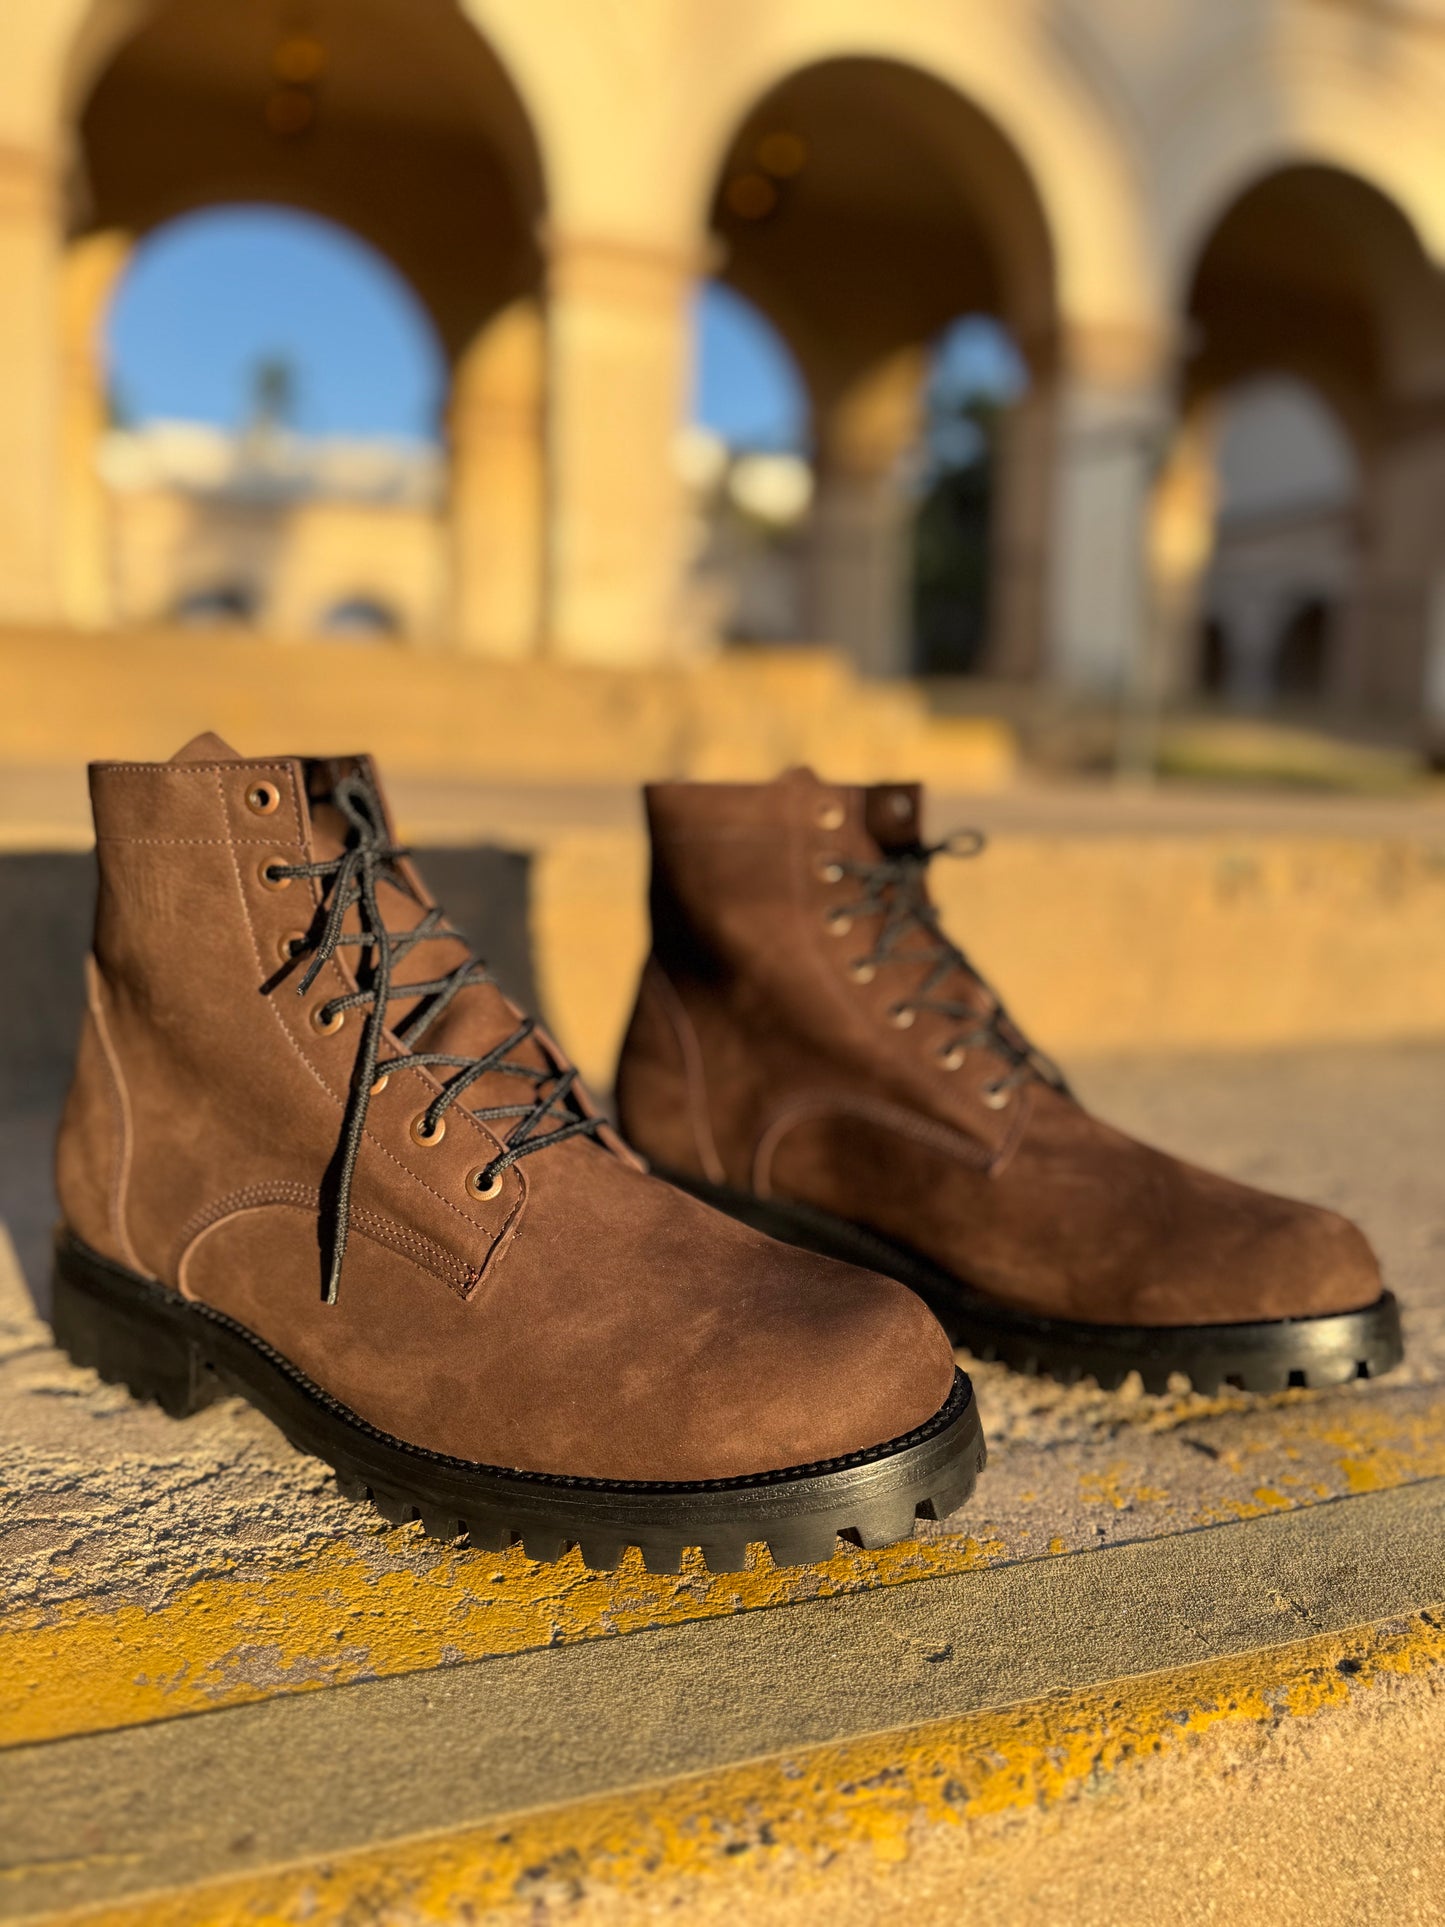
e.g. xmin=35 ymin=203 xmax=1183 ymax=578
xmin=107 ymin=204 xmax=1021 ymax=450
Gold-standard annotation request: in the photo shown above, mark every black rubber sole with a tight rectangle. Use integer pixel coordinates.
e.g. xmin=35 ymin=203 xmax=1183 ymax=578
xmin=49 ymin=1230 xmax=985 ymax=1574
xmin=660 ymin=1171 xmax=1405 ymax=1398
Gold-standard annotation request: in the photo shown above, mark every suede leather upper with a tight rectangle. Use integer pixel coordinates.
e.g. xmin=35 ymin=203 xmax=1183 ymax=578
xmin=614 ymin=769 xmax=1385 ymax=1329
xmin=55 ymin=740 xmax=957 ymax=1480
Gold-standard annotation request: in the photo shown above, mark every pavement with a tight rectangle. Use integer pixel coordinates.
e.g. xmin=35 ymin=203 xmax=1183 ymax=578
xmin=3 ymin=1040 xmax=1444 ymax=1922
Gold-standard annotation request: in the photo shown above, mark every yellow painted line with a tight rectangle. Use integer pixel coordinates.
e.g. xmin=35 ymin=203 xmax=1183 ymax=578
xmin=0 ymin=1530 xmax=1003 ymax=1750
xmin=7 ymin=1388 xmax=1445 ymax=1751
xmin=44 ymin=1604 xmax=1445 ymax=1926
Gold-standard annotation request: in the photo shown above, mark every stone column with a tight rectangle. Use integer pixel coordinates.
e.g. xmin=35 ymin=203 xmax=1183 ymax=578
xmin=806 ymin=348 xmax=926 ymax=678
xmin=1148 ymin=407 xmax=1219 ymax=701
xmin=0 ymin=144 xmax=63 ymax=623
xmin=983 ymin=357 xmax=1056 ymax=680
xmin=59 ymin=227 xmax=130 ymax=630
xmin=446 ymin=297 xmax=546 ymax=658
xmin=1045 ymin=326 xmax=1170 ymax=692
xmin=543 ymin=231 xmax=696 ymax=665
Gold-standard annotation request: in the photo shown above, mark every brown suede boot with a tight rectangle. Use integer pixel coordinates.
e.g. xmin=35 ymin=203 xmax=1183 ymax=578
xmin=50 ymin=739 xmax=983 ymax=1571
xmin=615 ymin=769 xmax=1403 ymax=1395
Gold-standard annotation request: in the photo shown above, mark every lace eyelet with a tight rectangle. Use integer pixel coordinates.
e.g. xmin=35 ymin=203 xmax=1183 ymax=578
xmin=815 ymin=856 xmax=845 ymax=884
xmin=939 ymin=1046 xmax=966 ymax=1071
xmin=259 ymin=858 xmax=292 ymax=892
xmin=816 ymin=801 xmax=845 ymax=831
xmin=467 ymin=1167 xmax=503 ymax=1201
xmin=370 ymin=1072 xmax=390 ymax=1095
xmin=982 ymin=1084 xmax=1011 ymax=1110
xmin=277 ymin=931 xmax=306 ymax=964
xmin=848 ymin=959 xmax=876 ymax=985
xmin=411 ymin=1112 xmax=445 ymax=1147
xmin=310 ymin=1002 xmax=345 ymax=1035
xmin=826 ymin=911 xmax=853 ymax=937
xmin=888 ymin=1006 xmax=917 ymax=1030
xmin=246 ymin=781 xmax=281 ymax=817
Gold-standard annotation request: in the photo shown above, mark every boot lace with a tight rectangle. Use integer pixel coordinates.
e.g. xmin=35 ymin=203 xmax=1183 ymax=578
xmin=831 ymin=830 xmax=1071 ymax=1108
xmin=264 ymin=771 xmax=605 ymax=1302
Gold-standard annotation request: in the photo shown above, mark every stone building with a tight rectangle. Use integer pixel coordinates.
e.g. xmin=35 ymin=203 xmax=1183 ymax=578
xmin=4 ymin=0 xmax=1445 ymax=730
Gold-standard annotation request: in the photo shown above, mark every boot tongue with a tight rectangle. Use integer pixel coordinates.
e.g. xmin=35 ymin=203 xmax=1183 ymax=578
xmin=170 ymin=731 xmax=245 ymax=763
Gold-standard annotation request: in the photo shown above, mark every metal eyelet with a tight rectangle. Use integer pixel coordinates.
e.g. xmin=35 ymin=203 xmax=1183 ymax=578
xmin=310 ymin=1002 xmax=345 ymax=1035
xmin=817 ymin=801 xmax=845 ymax=831
xmin=245 ymin=780 xmax=281 ymax=817
xmin=815 ymin=856 xmax=845 ymax=884
xmin=411 ymin=1112 xmax=445 ymax=1147
xmin=938 ymin=1045 xmax=966 ymax=1071
xmin=848 ymin=959 xmax=876 ymax=985
xmin=467 ymin=1167 xmax=504 ymax=1201
xmin=982 ymin=1084 xmax=1011 ymax=1110
xmin=277 ymin=931 xmax=306 ymax=964
xmin=259 ymin=857 xmax=292 ymax=892
xmin=370 ymin=1072 xmax=390 ymax=1095
xmin=888 ymin=1006 xmax=917 ymax=1030
xmin=826 ymin=911 xmax=853 ymax=937
xmin=886 ymin=791 xmax=913 ymax=822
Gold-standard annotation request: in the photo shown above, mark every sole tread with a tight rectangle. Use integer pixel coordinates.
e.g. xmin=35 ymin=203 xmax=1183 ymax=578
xmin=51 ymin=1230 xmax=985 ymax=1573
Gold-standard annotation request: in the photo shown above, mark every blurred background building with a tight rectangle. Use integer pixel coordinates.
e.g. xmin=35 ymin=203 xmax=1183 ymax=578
xmin=4 ymin=0 xmax=1445 ymax=782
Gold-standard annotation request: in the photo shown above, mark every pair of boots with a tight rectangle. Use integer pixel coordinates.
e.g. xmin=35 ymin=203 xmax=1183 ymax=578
xmin=51 ymin=739 xmax=1401 ymax=1572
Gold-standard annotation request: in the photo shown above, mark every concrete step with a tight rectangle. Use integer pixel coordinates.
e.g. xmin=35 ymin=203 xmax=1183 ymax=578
xmin=4 ymin=1044 xmax=1444 ymax=1922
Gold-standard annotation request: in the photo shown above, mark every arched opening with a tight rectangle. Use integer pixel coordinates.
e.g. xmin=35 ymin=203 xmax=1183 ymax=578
xmin=97 ymin=204 xmax=447 ymax=639
xmin=64 ymin=0 xmax=545 ymax=650
xmin=1181 ymin=163 xmax=1445 ymax=720
xmin=703 ymin=57 xmax=1055 ymax=678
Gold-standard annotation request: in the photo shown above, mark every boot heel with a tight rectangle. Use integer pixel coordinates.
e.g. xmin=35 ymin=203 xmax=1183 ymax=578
xmin=50 ymin=1248 xmax=218 ymax=1420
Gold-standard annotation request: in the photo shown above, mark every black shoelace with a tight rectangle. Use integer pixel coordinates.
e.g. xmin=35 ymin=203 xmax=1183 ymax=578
xmin=265 ymin=772 xmax=605 ymax=1302
xmin=831 ymin=831 xmax=1071 ymax=1107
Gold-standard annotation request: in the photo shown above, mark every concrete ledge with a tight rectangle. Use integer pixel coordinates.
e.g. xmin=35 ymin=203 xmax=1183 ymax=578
xmin=6 ymin=1483 xmax=1444 ymax=1922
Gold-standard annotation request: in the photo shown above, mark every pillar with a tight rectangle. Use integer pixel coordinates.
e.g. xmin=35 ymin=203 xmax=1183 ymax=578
xmin=447 ymin=296 xmax=545 ymax=658
xmin=1148 ymin=406 xmax=1219 ymax=701
xmin=0 ymin=144 xmax=63 ymax=623
xmin=543 ymin=232 xmax=696 ymax=665
xmin=806 ymin=348 xmax=926 ymax=678
xmin=1045 ymin=326 xmax=1171 ymax=692
xmin=59 ymin=228 xmax=130 ymax=629
xmin=983 ymin=353 xmax=1056 ymax=679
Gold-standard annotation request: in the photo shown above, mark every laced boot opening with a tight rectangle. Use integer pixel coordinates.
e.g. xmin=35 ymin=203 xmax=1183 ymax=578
xmin=265 ymin=768 xmax=607 ymax=1302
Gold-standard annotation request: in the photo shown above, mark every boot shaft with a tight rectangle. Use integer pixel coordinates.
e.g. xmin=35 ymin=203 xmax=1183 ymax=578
xmin=620 ymin=767 xmax=1023 ymax=1180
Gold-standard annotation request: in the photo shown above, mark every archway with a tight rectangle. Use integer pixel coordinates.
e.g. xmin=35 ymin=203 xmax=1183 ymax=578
xmin=1180 ymin=163 xmax=1445 ymax=718
xmin=96 ymin=202 xmax=448 ymax=639
xmin=63 ymin=0 xmax=546 ymax=651
xmin=705 ymin=57 xmax=1056 ymax=679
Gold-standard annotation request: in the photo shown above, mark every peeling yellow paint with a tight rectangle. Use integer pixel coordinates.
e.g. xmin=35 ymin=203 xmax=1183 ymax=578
xmin=46 ymin=1606 xmax=1445 ymax=1927
xmin=0 ymin=1529 xmax=1005 ymax=1749
xmin=8 ymin=1392 xmax=1445 ymax=1754
xmin=1079 ymin=1463 xmax=1169 ymax=1511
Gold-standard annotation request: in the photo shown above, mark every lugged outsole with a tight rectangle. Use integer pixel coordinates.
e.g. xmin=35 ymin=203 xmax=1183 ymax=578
xmin=50 ymin=1229 xmax=985 ymax=1573
xmin=658 ymin=1170 xmax=1405 ymax=1398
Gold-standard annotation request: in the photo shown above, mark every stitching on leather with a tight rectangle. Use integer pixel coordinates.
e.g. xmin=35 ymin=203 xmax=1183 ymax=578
xmin=644 ymin=958 xmax=726 ymax=1185
xmin=752 ymin=1091 xmax=995 ymax=1198
xmin=176 ymin=1187 xmax=476 ymax=1299
xmin=84 ymin=955 xmax=142 ymax=1273
xmin=986 ymin=1080 xmax=1034 ymax=1179
xmin=211 ymin=770 xmax=525 ymax=1275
